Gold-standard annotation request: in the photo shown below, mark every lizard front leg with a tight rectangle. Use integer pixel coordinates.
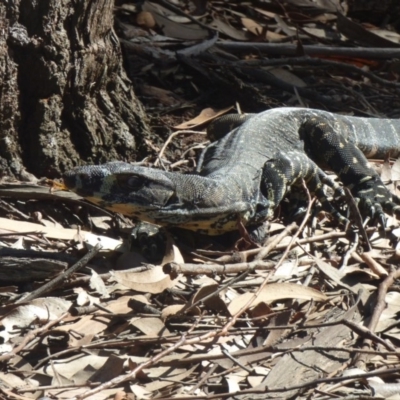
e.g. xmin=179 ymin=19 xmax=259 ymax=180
xmin=261 ymin=150 xmax=345 ymax=222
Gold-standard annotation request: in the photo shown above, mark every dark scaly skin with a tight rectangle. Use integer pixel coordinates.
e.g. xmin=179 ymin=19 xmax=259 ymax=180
xmin=63 ymin=108 xmax=400 ymax=234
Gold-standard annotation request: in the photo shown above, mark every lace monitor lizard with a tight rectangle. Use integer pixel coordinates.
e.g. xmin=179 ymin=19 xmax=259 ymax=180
xmin=62 ymin=108 xmax=400 ymax=235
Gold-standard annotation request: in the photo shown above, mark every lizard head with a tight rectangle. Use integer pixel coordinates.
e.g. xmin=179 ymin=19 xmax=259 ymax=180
xmin=62 ymin=161 xmax=253 ymax=233
xmin=62 ymin=162 xmax=179 ymax=218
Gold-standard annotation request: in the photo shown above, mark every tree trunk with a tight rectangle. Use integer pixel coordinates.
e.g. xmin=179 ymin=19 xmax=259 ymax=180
xmin=0 ymin=0 xmax=150 ymax=180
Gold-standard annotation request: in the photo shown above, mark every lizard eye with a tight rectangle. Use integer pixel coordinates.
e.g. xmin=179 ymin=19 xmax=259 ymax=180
xmin=78 ymin=172 xmax=89 ymax=180
xmin=126 ymin=176 xmax=144 ymax=190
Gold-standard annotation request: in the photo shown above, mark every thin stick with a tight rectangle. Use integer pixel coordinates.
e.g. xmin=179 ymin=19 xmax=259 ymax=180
xmin=16 ymin=243 xmax=102 ymax=303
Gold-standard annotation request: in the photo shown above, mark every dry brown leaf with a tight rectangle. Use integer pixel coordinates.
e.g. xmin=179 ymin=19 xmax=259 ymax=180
xmin=142 ymin=1 xmax=208 ymax=40
xmin=174 ymin=106 xmax=233 ymax=130
xmin=136 ymin=11 xmax=156 ymax=28
xmin=140 ymin=85 xmax=182 ymax=106
xmin=241 ymin=18 xmax=264 ymax=36
xmin=130 ymin=385 xmax=151 ymax=400
xmin=302 ymin=27 xmax=331 ymax=39
xmin=376 ymin=291 xmax=400 ymax=336
xmin=337 ymin=12 xmax=400 ymax=48
xmin=313 ymin=257 xmax=362 ymax=294
xmin=0 ymin=372 xmax=30 ymax=392
xmin=143 ymin=365 xmax=197 ymax=392
xmin=51 ymin=387 xmax=121 ymax=399
xmin=268 ymin=68 xmax=307 ymax=87
xmin=228 ymin=282 xmax=327 ymax=315
xmin=115 ymin=251 xmax=148 ymax=270
xmin=38 ymin=353 xmax=109 ymax=380
xmin=266 ymin=30 xmax=287 ymax=41
xmin=191 ymin=283 xmax=228 ymax=313
xmin=57 ymin=314 xmax=110 ymax=336
xmin=68 ymin=332 xmax=95 ymax=348
xmin=210 ymin=18 xmax=248 ymax=41
xmin=89 ymin=354 xmax=125 ymax=383
xmin=253 ymin=8 xmax=276 ymax=19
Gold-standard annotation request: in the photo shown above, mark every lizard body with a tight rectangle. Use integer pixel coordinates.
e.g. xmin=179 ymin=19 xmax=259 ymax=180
xmin=63 ymin=108 xmax=400 ymax=234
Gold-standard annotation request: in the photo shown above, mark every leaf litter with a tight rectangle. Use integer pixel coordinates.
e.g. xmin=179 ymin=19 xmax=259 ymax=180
xmin=2 ymin=1 xmax=400 ymax=399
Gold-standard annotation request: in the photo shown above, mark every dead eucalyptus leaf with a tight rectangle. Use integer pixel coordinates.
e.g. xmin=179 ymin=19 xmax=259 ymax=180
xmin=174 ymin=106 xmax=233 ymax=130
xmin=112 ymin=266 xmax=178 ymax=294
xmin=228 ymin=282 xmax=327 ymax=315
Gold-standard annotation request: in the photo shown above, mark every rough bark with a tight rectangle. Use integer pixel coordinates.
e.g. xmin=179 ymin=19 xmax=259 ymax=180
xmin=0 ymin=0 xmax=150 ymax=180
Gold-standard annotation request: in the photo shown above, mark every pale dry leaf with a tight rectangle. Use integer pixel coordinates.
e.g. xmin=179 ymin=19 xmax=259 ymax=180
xmin=381 ymin=159 xmax=392 ymax=183
xmin=253 ymin=8 xmax=276 ymax=19
xmin=130 ymin=384 xmax=151 ymax=399
xmin=37 ymin=353 xmax=109 ymax=380
xmin=191 ymin=283 xmax=228 ymax=313
xmin=253 ymin=366 xmax=270 ymax=376
xmin=241 ymin=18 xmax=263 ymax=36
xmin=57 ymin=314 xmax=109 ymax=336
xmin=89 ymin=216 xmax=113 ymax=230
xmin=369 ymin=382 xmax=400 ymax=398
xmin=0 ymin=217 xmax=124 ymax=251
xmin=376 ymin=291 xmax=400 ymax=333
xmin=337 ymin=12 xmax=400 ymax=48
xmin=1 ymin=297 xmax=71 ymax=334
xmin=369 ymin=231 xmax=392 ymax=249
xmin=161 ymin=241 xmax=184 ymax=266
xmin=302 ymin=27 xmax=330 ymax=39
xmin=130 ymin=317 xmax=170 ymax=336
xmin=10 ymin=237 xmax=25 ymax=249
xmin=89 ymin=354 xmax=125 ymax=383
xmin=372 ymin=29 xmax=400 ymax=44
xmin=89 ymin=269 xmax=109 ymax=298
xmin=313 ymin=257 xmax=362 ymax=294
xmin=340 ymin=264 xmax=379 ymax=280
xmin=143 ymin=365 xmax=197 ymax=392
xmin=248 ymin=375 xmax=264 ymax=387
xmin=0 ymin=371 xmax=32 ymax=391
xmin=273 ymin=260 xmax=299 ymax=278
xmin=161 ymin=304 xmax=186 ymax=321
xmin=145 ymin=366 xmax=188 ymax=378
xmin=50 ymin=387 xmax=121 ymax=399
xmin=68 ymin=333 xmax=95 ymax=348
xmin=274 ymin=15 xmax=296 ymax=36
xmin=130 ymin=294 xmax=151 ymax=305
xmin=226 ymin=377 xmax=241 ymax=393
xmin=228 ymin=282 xmax=327 ymax=315
xmin=342 ymin=367 xmax=368 ymax=377
xmin=112 ymin=266 xmax=178 ymax=294
xmin=39 ymin=218 xmax=64 ymax=228
xmin=74 ymin=287 xmax=100 ymax=306
xmin=392 ymin=158 xmax=400 ymax=181
xmin=192 ymin=276 xmax=218 ymax=286
xmin=174 ymin=106 xmax=233 ymax=130
xmin=266 ymin=30 xmax=287 ymax=41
